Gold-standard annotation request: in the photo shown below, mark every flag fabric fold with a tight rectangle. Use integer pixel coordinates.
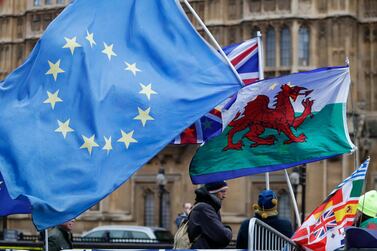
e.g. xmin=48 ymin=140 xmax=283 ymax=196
xmin=190 ymin=66 xmax=355 ymax=184
xmin=292 ymin=158 xmax=370 ymax=251
xmin=0 ymin=0 xmax=242 ymax=229
xmin=173 ymin=38 xmax=260 ymax=144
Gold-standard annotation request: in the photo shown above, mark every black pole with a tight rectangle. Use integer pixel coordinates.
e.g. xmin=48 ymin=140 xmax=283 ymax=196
xmin=159 ymin=184 xmax=164 ymax=228
xmin=1 ymin=216 xmax=7 ymax=240
xmin=300 ymin=166 xmax=307 ymax=223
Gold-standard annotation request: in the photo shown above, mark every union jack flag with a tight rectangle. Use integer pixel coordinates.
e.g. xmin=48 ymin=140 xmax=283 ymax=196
xmin=292 ymin=159 xmax=370 ymax=251
xmin=311 ymin=209 xmax=337 ymax=241
xmin=173 ymin=38 xmax=260 ymax=144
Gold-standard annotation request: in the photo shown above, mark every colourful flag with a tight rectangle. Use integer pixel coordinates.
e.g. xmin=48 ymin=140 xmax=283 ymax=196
xmin=292 ymin=158 xmax=369 ymax=251
xmin=190 ymin=66 xmax=355 ymax=183
xmin=173 ymin=38 xmax=260 ymax=144
xmin=0 ymin=0 xmax=242 ymax=229
xmin=0 ymin=173 xmax=31 ymax=216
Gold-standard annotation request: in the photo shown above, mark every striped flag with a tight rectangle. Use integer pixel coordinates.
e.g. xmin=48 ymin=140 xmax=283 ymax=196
xmin=292 ymin=158 xmax=370 ymax=251
xmin=173 ymin=38 xmax=260 ymax=144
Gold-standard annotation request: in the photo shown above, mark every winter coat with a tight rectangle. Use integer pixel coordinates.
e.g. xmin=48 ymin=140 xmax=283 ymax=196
xmin=187 ymin=186 xmax=232 ymax=249
xmin=236 ymin=214 xmax=293 ymax=249
xmin=175 ymin=212 xmax=188 ymax=228
xmin=47 ymin=226 xmax=73 ymax=251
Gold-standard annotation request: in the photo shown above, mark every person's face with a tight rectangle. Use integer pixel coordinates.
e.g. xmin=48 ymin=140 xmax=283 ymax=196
xmin=215 ymin=188 xmax=228 ymax=201
xmin=61 ymin=220 xmax=75 ymax=231
xmin=183 ymin=203 xmax=192 ymax=214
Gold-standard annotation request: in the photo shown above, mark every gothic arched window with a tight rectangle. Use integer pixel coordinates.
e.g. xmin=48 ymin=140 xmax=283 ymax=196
xmin=266 ymin=26 xmax=276 ymax=67
xmin=162 ymin=191 xmax=171 ymax=229
xmin=280 ymin=26 xmax=291 ymax=66
xmin=144 ymin=190 xmax=155 ymax=226
xmin=277 ymin=189 xmax=291 ymax=220
xmin=298 ymin=26 xmax=310 ymax=66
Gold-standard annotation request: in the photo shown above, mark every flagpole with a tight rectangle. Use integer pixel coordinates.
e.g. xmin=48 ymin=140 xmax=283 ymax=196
xmin=45 ymin=229 xmax=48 ymax=251
xmin=347 ymin=56 xmax=360 ymax=171
xmin=182 ymin=0 xmax=244 ymax=86
xmin=284 ymin=169 xmax=302 ymax=226
xmin=255 ymin=31 xmax=270 ymax=189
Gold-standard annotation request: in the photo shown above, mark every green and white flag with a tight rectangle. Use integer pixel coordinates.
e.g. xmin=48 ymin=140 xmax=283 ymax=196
xmin=190 ymin=66 xmax=355 ymax=184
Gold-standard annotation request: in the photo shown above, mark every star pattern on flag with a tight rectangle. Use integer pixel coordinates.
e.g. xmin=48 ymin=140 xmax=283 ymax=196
xmin=117 ymin=130 xmax=137 ymax=149
xmin=44 ymin=90 xmax=63 ymax=110
xmin=134 ymin=107 xmax=154 ymax=126
xmin=85 ymin=31 xmax=96 ymax=47
xmin=0 ymin=181 xmax=3 ymax=191
xmin=55 ymin=119 xmax=74 ymax=139
xmin=46 ymin=59 xmax=64 ymax=81
xmin=125 ymin=62 xmax=141 ymax=76
xmin=42 ymin=32 xmax=161 ymax=157
xmin=80 ymin=135 xmax=99 ymax=155
xmin=102 ymin=42 xmax=117 ymax=60
xmin=102 ymin=136 xmax=112 ymax=154
xmin=139 ymin=83 xmax=157 ymax=100
xmin=63 ymin=36 xmax=82 ymax=55
xmin=269 ymin=83 xmax=277 ymax=90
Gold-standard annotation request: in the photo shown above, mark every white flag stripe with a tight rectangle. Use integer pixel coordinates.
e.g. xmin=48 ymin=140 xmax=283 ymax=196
xmin=239 ymin=72 xmax=259 ymax=80
xmin=226 ymin=38 xmax=257 ymax=60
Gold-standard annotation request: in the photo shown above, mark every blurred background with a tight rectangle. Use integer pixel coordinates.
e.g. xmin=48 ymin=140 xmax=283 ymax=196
xmin=0 ymin=0 xmax=376 ymax=242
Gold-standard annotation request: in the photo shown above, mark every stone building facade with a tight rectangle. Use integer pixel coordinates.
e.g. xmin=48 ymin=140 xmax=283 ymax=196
xmin=0 ymin=0 xmax=377 ymax=238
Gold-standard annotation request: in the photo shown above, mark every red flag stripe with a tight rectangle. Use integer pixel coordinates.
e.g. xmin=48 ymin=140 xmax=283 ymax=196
xmin=230 ymin=43 xmax=258 ymax=67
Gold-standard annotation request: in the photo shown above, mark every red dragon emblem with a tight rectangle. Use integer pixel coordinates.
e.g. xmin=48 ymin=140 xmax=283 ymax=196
xmin=224 ymin=84 xmax=314 ymax=151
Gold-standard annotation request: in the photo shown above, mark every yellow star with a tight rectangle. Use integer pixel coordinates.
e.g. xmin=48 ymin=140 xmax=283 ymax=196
xmin=134 ymin=107 xmax=154 ymax=127
xmin=85 ymin=30 xmax=96 ymax=47
xmin=46 ymin=60 xmax=64 ymax=81
xmin=102 ymin=42 xmax=117 ymax=61
xmin=80 ymin=134 xmax=99 ymax=155
xmin=55 ymin=119 xmax=74 ymax=139
xmin=269 ymin=83 xmax=277 ymax=90
xmin=139 ymin=83 xmax=157 ymax=100
xmin=43 ymin=90 xmax=63 ymax=110
xmin=62 ymin=36 xmax=82 ymax=55
xmin=124 ymin=61 xmax=141 ymax=76
xmin=102 ymin=136 xmax=112 ymax=154
xmin=117 ymin=130 xmax=137 ymax=149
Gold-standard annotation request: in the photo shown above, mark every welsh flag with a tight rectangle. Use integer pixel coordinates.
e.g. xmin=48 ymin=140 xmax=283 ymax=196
xmin=189 ymin=66 xmax=355 ymax=184
xmin=292 ymin=158 xmax=370 ymax=251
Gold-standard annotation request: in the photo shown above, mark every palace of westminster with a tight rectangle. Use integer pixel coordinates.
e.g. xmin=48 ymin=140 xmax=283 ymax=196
xmin=0 ymin=0 xmax=376 ymax=237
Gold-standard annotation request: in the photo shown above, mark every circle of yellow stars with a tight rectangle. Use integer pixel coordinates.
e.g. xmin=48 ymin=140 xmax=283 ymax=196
xmin=43 ymin=31 xmax=158 ymax=155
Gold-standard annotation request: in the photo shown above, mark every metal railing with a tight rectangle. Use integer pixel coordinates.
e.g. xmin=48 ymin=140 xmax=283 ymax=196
xmin=0 ymin=235 xmax=238 ymax=250
xmin=248 ymin=218 xmax=301 ymax=251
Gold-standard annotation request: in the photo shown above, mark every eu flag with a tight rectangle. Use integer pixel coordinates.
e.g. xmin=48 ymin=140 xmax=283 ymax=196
xmin=0 ymin=173 xmax=31 ymax=216
xmin=0 ymin=0 xmax=241 ymax=229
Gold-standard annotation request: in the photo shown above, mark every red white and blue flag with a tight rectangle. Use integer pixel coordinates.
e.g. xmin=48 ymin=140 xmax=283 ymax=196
xmin=173 ymin=38 xmax=260 ymax=144
xmin=292 ymin=159 xmax=369 ymax=251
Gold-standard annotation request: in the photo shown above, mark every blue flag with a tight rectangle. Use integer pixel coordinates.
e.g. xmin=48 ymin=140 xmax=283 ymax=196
xmin=0 ymin=0 xmax=241 ymax=229
xmin=0 ymin=173 xmax=31 ymax=216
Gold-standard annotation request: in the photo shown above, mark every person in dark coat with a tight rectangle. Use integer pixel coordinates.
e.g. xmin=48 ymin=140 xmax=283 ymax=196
xmin=188 ymin=181 xmax=232 ymax=249
xmin=236 ymin=190 xmax=293 ymax=249
xmin=47 ymin=220 xmax=75 ymax=251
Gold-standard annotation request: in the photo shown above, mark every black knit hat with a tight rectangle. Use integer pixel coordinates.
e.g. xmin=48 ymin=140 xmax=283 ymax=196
xmin=205 ymin=181 xmax=228 ymax=193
